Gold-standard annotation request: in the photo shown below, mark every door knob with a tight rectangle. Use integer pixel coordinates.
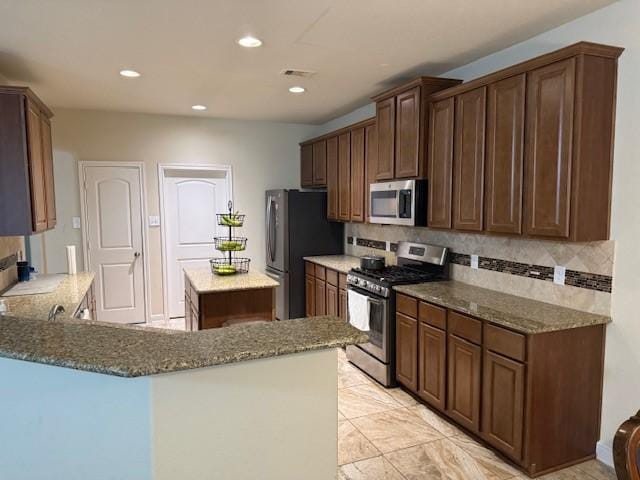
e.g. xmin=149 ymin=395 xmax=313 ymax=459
xmin=134 ymin=252 xmax=141 ymax=258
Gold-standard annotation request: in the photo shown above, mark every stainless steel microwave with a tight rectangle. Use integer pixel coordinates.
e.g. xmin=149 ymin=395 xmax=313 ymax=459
xmin=369 ymin=179 xmax=427 ymax=226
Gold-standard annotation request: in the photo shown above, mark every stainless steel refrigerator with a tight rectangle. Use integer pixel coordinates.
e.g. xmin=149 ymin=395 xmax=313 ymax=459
xmin=265 ymin=190 xmax=344 ymax=320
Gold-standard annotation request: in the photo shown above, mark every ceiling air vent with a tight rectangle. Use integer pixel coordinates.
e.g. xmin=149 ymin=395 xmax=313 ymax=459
xmin=280 ymin=69 xmax=316 ymax=78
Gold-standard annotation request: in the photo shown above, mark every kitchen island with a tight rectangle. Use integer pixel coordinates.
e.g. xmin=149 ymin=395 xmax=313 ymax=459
xmin=184 ymin=267 xmax=279 ymax=330
xmin=0 ymin=314 xmax=366 ymax=480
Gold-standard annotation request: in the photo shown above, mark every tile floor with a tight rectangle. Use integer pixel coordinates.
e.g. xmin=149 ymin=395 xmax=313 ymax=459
xmin=336 ymin=347 xmax=615 ymax=480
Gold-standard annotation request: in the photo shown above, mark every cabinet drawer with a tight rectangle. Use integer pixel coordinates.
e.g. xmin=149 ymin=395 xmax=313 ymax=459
xmin=305 ymin=261 xmax=315 ymax=276
xmin=326 ymin=269 xmax=338 ymax=287
xmin=397 ymin=294 xmax=418 ymax=318
xmin=315 ymin=264 xmax=326 ymax=280
xmin=485 ymin=324 xmax=526 ymax=362
xmin=338 ymin=273 xmax=347 ymax=289
xmin=449 ymin=311 xmax=482 ymax=345
xmin=419 ymin=302 xmax=447 ymax=330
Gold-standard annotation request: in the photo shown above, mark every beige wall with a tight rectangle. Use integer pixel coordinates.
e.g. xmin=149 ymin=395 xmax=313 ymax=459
xmin=39 ymin=109 xmax=315 ymax=318
xmin=320 ymin=0 xmax=640 ymax=461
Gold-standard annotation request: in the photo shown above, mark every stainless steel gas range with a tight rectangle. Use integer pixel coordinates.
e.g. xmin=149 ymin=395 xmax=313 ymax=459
xmin=346 ymin=242 xmax=448 ymax=387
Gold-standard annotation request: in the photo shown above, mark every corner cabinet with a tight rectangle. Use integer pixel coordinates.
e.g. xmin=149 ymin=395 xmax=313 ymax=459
xmin=427 ymin=41 xmax=623 ymax=241
xmin=395 ymin=293 xmax=607 ymax=477
xmin=372 ymin=76 xmax=462 ymax=181
xmin=0 ymin=87 xmax=56 ymax=235
xmin=304 ymin=261 xmax=347 ymax=321
xmin=300 ymin=140 xmax=326 ymax=188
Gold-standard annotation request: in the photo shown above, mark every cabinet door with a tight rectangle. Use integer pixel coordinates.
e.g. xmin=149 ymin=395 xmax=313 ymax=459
xmin=418 ymin=323 xmax=447 ymax=411
xmin=301 ymin=144 xmax=314 ymax=187
xmin=485 ymin=74 xmax=525 ymax=234
xmin=524 ymin=58 xmax=575 ymax=238
xmin=305 ymin=274 xmax=315 ymax=317
xmin=447 ymin=334 xmax=482 ymax=432
xmin=396 ymin=312 xmax=418 ymax=392
xmin=364 ymin=122 xmax=377 ymax=222
xmin=312 ymin=140 xmax=327 ymax=186
xmin=350 ymin=126 xmax=365 ymax=222
xmin=395 ymin=86 xmax=421 ymax=178
xmin=26 ymin=101 xmax=47 ymax=232
xmin=482 ymin=351 xmax=525 ymax=461
xmin=40 ymin=115 xmax=56 ymax=229
xmin=376 ymin=97 xmax=395 ymax=180
xmin=453 ymin=87 xmax=486 ymax=231
xmin=315 ymin=278 xmax=326 ymax=316
xmin=326 ymin=283 xmax=338 ymax=317
xmin=338 ymin=288 xmax=348 ymax=321
xmin=338 ymin=132 xmax=351 ymax=221
xmin=326 ymin=136 xmax=339 ymax=220
xmin=427 ymin=98 xmax=455 ymax=229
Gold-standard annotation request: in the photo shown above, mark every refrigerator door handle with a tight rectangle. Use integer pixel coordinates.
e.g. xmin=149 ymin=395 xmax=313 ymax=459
xmin=269 ymin=198 xmax=277 ymax=262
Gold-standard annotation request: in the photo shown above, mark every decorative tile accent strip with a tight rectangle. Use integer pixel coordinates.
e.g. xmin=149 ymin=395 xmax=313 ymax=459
xmin=349 ymin=237 xmax=613 ymax=293
xmin=0 ymin=253 xmax=18 ymax=272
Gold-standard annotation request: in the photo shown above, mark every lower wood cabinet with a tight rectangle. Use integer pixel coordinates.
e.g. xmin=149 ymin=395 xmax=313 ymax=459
xmin=305 ymin=261 xmax=347 ymax=321
xmin=447 ymin=334 xmax=482 ymax=433
xmin=395 ymin=313 xmax=418 ymax=391
xmin=395 ymin=294 xmax=607 ymax=477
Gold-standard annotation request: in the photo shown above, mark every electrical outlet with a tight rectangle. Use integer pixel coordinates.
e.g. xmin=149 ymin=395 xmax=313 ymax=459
xmin=554 ymin=266 xmax=566 ymax=285
xmin=471 ymin=254 xmax=479 ymax=270
xmin=148 ymin=215 xmax=161 ymax=227
xmin=386 ymin=241 xmax=391 ymax=252
xmin=72 ymin=217 xmax=81 ymax=229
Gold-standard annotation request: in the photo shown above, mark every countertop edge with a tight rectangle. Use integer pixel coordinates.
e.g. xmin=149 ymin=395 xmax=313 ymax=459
xmin=303 ymin=255 xmax=360 ymax=274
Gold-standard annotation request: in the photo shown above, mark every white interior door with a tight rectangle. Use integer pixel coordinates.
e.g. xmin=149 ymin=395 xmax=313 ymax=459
xmin=163 ymin=168 xmax=230 ymax=318
xmin=83 ymin=165 xmax=146 ymax=324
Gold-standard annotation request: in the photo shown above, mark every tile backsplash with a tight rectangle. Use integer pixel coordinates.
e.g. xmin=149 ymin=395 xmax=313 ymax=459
xmin=0 ymin=236 xmax=24 ymax=292
xmin=345 ymin=224 xmax=614 ymax=316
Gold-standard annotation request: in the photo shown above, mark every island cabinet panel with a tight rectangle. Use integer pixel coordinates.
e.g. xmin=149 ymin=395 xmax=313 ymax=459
xmin=485 ymin=74 xmax=525 ymax=234
xmin=364 ymin=122 xmax=378 ymax=222
xmin=350 ymin=126 xmax=366 ymax=222
xmin=453 ymin=87 xmax=486 ymax=231
xmin=394 ymin=86 xmax=421 ymax=178
xmin=427 ymin=97 xmax=455 ymax=229
xmin=418 ymin=322 xmax=447 ymax=410
xmin=482 ymin=350 xmax=525 ymax=461
xmin=375 ymin=96 xmax=395 ymax=180
xmin=314 ymin=277 xmax=326 ymax=316
xmin=312 ymin=139 xmax=327 ymax=186
xmin=338 ymin=132 xmax=351 ymax=221
xmin=447 ymin=334 xmax=482 ymax=433
xmin=395 ymin=292 xmax=608 ymax=477
xmin=305 ymin=274 xmax=315 ymax=317
xmin=326 ymin=136 xmax=339 ymax=220
xmin=523 ymin=58 xmax=575 ymax=239
xmin=396 ymin=313 xmax=418 ymax=392
xmin=300 ymin=143 xmax=314 ymax=187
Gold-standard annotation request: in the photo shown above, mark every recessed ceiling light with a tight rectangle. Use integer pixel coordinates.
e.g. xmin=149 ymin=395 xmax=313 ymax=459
xmin=289 ymin=86 xmax=306 ymax=94
xmin=119 ymin=69 xmax=141 ymax=78
xmin=238 ymin=36 xmax=262 ymax=48
xmin=191 ymin=104 xmax=207 ymax=111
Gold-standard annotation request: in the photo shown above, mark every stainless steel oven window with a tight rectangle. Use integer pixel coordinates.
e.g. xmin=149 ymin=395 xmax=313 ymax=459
xmin=370 ymin=190 xmax=398 ymax=218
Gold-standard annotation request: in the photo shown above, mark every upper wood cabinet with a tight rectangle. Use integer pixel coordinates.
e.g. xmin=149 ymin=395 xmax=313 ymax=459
xmin=300 ymin=140 xmax=327 ymax=188
xmin=427 ymin=41 xmax=623 ymax=241
xmin=337 ymin=131 xmax=351 ymax=221
xmin=427 ymin=98 xmax=455 ymax=229
xmin=373 ymin=77 xmax=462 ymax=182
xmin=326 ymin=136 xmax=339 ymax=220
xmin=453 ymin=87 xmax=486 ymax=231
xmin=350 ymin=126 xmax=366 ymax=222
xmin=485 ymin=74 xmax=525 ymax=234
xmin=364 ymin=122 xmax=378 ymax=222
xmin=0 ymin=87 xmax=55 ymax=236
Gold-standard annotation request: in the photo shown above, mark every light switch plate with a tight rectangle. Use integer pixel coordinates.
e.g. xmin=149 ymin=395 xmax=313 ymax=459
xmin=148 ymin=215 xmax=161 ymax=227
xmin=386 ymin=241 xmax=391 ymax=252
xmin=72 ymin=216 xmax=81 ymax=229
xmin=554 ymin=266 xmax=566 ymax=285
xmin=471 ymin=254 xmax=479 ymax=270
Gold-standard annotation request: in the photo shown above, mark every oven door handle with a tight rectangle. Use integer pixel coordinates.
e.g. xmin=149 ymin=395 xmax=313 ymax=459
xmin=366 ymin=296 xmax=384 ymax=307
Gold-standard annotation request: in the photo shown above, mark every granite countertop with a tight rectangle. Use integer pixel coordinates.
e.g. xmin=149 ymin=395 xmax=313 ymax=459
xmin=2 ymin=272 xmax=95 ymax=320
xmin=185 ymin=268 xmax=279 ymax=294
xmin=0 ymin=315 xmax=368 ymax=377
xmin=303 ymin=255 xmax=361 ymax=274
xmin=394 ymin=281 xmax=611 ymax=334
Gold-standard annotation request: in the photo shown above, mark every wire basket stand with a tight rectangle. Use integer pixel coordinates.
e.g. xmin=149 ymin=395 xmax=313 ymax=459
xmin=211 ymin=201 xmax=250 ymax=275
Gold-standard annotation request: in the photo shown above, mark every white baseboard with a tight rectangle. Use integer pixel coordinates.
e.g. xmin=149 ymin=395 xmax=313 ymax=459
xmin=596 ymin=441 xmax=614 ymax=468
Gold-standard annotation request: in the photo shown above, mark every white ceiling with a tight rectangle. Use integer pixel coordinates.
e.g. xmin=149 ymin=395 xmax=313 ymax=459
xmin=0 ymin=0 xmax=616 ymax=124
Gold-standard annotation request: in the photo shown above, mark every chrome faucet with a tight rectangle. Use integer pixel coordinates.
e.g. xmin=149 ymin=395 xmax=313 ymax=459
xmin=48 ymin=304 xmax=65 ymax=321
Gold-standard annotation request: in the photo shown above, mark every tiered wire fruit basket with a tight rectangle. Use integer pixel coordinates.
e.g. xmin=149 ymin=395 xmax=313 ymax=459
xmin=211 ymin=201 xmax=250 ymax=275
